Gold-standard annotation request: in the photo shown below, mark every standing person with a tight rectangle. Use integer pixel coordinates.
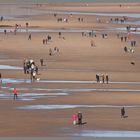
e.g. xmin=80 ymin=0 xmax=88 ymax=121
xmin=49 ymin=48 xmax=52 ymax=56
xmin=30 ymin=69 xmax=34 ymax=82
xmin=72 ymin=114 xmax=77 ymax=125
xmin=77 ymin=111 xmax=83 ymax=125
xmin=40 ymin=59 xmax=44 ymax=66
xmin=124 ymin=46 xmax=127 ymax=52
xmin=133 ymin=40 xmax=136 ymax=47
xmin=121 ymin=107 xmax=125 ymax=118
xmin=0 ymin=72 xmax=2 ymax=83
xmin=96 ymin=74 xmax=98 ymax=83
xmin=32 ymin=71 xmax=36 ymax=82
xmin=121 ymin=36 xmax=123 ymax=42
xmin=106 ymin=74 xmax=109 ymax=84
xmin=102 ymin=74 xmax=105 ymax=83
xmin=96 ymin=74 xmax=99 ymax=83
xmin=26 ymin=22 xmax=29 ymax=31
xmin=124 ymin=36 xmax=127 ymax=42
xmin=23 ymin=64 xmax=27 ymax=74
xmin=13 ymin=88 xmax=18 ymax=100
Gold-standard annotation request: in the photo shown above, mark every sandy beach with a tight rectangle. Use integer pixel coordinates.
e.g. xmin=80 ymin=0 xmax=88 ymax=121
xmin=0 ymin=2 xmax=140 ymax=137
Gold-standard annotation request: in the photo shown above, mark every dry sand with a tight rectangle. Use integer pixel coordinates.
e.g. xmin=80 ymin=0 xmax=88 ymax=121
xmin=0 ymin=3 xmax=140 ymax=137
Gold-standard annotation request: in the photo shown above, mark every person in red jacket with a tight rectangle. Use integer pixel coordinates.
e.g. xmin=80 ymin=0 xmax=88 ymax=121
xmin=13 ymin=88 xmax=18 ymax=100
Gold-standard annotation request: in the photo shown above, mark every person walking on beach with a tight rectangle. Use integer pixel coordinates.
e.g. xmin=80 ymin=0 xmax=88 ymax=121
xmin=72 ymin=114 xmax=77 ymax=125
xmin=28 ymin=34 xmax=32 ymax=40
xmin=121 ymin=107 xmax=125 ymax=118
xmin=77 ymin=111 xmax=83 ymax=125
xmin=13 ymin=88 xmax=18 ymax=100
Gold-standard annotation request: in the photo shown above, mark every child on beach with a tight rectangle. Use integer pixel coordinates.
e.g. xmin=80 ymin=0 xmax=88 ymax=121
xmin=72 ymin=114 xmax=77 ymax=125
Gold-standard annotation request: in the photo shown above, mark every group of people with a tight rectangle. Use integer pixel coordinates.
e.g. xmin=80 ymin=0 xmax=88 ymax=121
xmin=72 ymin=111 xmax=83 ymax=125
xmin=49 ymin=47 xmax=60 ymax=56
xmin=71 ymin=107 xmax=126 ymax=126
xmin=23 ymin=59 xmax=38 ymax=82
xmin=96 ymin=74 xmax=109 ymax=84
xmin=57 ymin=18 xmax=68 ymax=23
xmin=110 ymin=16 xmax=128 ymax=24
xmin=120 ymin=36 xmax=128 ymax=42
xmin=42 ymin=35 xmax=52 ymax=45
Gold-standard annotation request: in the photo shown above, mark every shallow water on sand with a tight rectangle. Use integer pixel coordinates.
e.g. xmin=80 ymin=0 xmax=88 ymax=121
xmin=73 ymin=130 xmax=140 ymax=137
xmin=0 ymin=92 xmax=68 ymax=101
xmin=0 ymin=65 xmax=22 ymax=70
xmin=0 ymin=0 xmax=140 ymax=3
xmin=44 ymin=11 xmax=140 ymax=18
xmin=0 ymin=27 xmax=140 ymax=34
xmin=17 ymin=104 xmax=140 ymax=110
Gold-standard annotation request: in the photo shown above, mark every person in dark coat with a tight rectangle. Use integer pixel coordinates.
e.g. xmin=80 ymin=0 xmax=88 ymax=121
xmin=124 ymin=46 xmax=127 ymax=52
xmin=121 ymin=107 xmax=125 ymax=118
xmin=106 ymin=75 xmax=109 ymax=84
xmin=77 ymin=111 xmax=83 ymax=125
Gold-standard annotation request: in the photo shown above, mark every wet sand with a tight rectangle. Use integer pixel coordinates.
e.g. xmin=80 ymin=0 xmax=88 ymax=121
xmin=0 ymin=2 xmax=140 ymax=137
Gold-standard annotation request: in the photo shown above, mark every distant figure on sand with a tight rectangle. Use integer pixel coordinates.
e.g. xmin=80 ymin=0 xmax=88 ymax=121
xmin=102 ymin=74 xmax=105 ymax=83
xmin=77 ymin=111 xmax=83 ymax=125
xmin=0 ymin=73 xmax=2 ymax=83
xmin=90 ymin=39 xmax=95 ymax=47
xmin=0 ymin=16 xmax=3 ymax=21
xmin=40 ymin=59 xmax=44 ymax=66
xmin=124 ymin=46 xmax=127 ymax=52
xmin=59 ymin=32 xmax=61 ymax=38
xmin=28 ymin=34 xmax=32 ymax=40
xmin=105 ymin=74 xmax=109 ymax=84
xmin=96 ymin=74 xmax=100 ymax=83
xmin=49 ymin=48 xmax=52 ymax=56
xmin=13 ymin=88 xmax=18 ymax=100
xmin=72 ymin=114 xmax=77 ymax=125
xmin=121 ymin=107 xmax=125 ymax=118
